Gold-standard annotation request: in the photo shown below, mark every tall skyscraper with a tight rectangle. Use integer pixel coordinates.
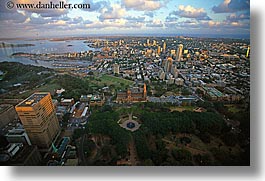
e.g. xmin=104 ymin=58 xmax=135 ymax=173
xmin=164 ymin=57 xmax=173 ymax=73
xmin=15 ymin=93 xmax=60 ymax=149
xmin=157 ymin=45 xmax=161 ymax=55
xmin=163 ymin=41 xmax=167 ymax=53
xmin=153 ymin=40 xmax=157 ymax=46
xmin=176 ymin=44 xmax=183 ymax=61
xmin=246 ymin=45 xmax=250 ymax=58
xmin=147 ymin=38 xmax=150 ymax=46
xmin=143 ymin=83 xmax=147 ymax=99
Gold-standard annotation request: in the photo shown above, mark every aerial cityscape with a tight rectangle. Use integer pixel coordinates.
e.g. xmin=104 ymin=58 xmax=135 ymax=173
xmin=0 ymin=0 xmax=250 ymax=166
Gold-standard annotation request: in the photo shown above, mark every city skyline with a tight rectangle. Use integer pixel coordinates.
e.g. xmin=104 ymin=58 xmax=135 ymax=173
xmin=0 ymin=0 xmax=250 ymax=38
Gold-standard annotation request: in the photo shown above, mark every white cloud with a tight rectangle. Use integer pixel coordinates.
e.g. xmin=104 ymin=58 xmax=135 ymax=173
xmin=171 ymin=5 xmax=211 ymax=20
xmin=13 ymin=0 xmax=69 ymax=17
xmin=146 ymin=19 xmax=163 ymax=27
xmin=122 ymin=0 xmax=163 ymax=11
xmin=99 ymin=4 xmax=126 ymax=21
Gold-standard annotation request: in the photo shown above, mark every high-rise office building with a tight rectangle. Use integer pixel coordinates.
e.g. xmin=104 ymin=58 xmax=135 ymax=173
xmin=170 ymin=49 xmax=176 ymax=56
xmin=147 ymin=39 xmax=150 ymax=46
xmin=170 ymin=64 xmax=179 ymax=78
xmin=153 ymin=40 xmax=157 ymax=46
xmin=246 ymin=45 xmax=250 ymax=58
xmin=176 ymin=44 xmax=184 ymax=61
xmin=157 ymin=45 xmax=161 ymax=55
xmin=164 ymin=57 xmax=173 ymax=73
xmin=163 ymin=41 xmax=166 ymax=53
xmin=15 ymin=93 xmax=60 ymax=149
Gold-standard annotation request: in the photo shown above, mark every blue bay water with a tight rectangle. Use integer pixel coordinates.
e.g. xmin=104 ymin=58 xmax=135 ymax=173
xmin=0 ymin=40 xmax=97 ymax=68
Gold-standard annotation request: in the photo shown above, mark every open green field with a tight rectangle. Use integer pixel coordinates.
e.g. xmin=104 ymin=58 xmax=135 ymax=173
xmin=15 ymin=83 xmax=61 ymax=99
xmin=35 ymin=83 xmax=61 ymax=92
xmin=91 ymin=74 xmax=134 ymax=89
xmin=225 ymin=104 xmax=241 ymax=113
xmin=169 ymin=106 xmax=195 ymax=112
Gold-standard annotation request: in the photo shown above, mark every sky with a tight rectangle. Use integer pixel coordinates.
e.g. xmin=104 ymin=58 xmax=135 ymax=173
xmin=0 ymin=0 xmax=250 ymax=38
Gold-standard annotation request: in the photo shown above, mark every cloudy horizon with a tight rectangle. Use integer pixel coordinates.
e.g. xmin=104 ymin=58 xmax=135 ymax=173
xmin=0 ymin=0 xmax=250 ymax=38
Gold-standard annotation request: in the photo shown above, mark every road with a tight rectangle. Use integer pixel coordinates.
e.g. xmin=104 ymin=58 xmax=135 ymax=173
xmin=78 ymin=134 xmax=87 ymax=166
xmin=128 ymin=137 xmax=138 ymax=166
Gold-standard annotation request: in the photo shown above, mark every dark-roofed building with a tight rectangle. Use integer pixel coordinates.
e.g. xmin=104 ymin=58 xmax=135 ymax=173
xmin=5 ymin=128 xmax=31 ymax=145
xmin=7 ymin=146 xmax=42 ymax=166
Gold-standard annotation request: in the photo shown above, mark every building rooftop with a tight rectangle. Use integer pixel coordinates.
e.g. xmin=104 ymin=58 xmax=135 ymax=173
xmin=6 ymin=128 xmax=25 ymax=136
xmin=16 ymin=93 xmax=49 ymax=107
xmin=61 ymin=98 xmax=74 ymax=103
xmin=8 ymin=146 xmax=39 ymax=165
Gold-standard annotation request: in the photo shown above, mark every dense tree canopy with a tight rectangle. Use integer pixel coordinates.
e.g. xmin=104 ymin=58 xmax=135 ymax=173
xmin=133 ymin=131 xmax=151 ymax=160
xmin=87 ymin=111 xmax=130 ymax=157
xmin=140 ymin=111 xmax=224 ymax=136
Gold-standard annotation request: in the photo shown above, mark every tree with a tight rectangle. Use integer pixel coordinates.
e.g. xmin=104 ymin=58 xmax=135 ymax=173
xmin=73 ymin=128 xmax=84 ymax=140
xmin=193 ymin=154 xmax=212 ymax=166
xmin=88 ymin=111 xmax=130 ymax=157
xmin=171 ymin=148 xmax=193 ymax=165
xmin=221 ymin=132 xmax=238 ymax=147
xmin=197 ymin=132 xmax=211 ymax=143
xmin=133 ymin=131 xmax=151 ymax=160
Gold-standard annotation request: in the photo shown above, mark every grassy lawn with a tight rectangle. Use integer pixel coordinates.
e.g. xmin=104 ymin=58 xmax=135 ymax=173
xmin=101 ymin=75 xmax=133 ymax=85
xmin=91 ymin=74 xmax=134 ymax=89
xmin=0 ymin=75 xmax=3 ymax=81
xmin=170 ymin=106 xmax=195 ymax=112
xmin=35 ymin=83 xmax=61 ymax=92
xmin=15 ymin=83 xmax=61 ymax=99
xmin=225 ymin=104 xmax=241 ymax=113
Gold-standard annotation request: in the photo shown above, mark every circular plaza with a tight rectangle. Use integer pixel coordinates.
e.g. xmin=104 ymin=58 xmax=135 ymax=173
xmin=118 ymin=114 xmax=141 ymax=132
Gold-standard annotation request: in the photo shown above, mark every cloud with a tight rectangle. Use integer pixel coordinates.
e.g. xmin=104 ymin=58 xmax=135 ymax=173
xmin=83 ymin=19 xmax=93 ymax=24
xmin=122 ymin=0 xmax=163 ymax=11
xmin=165 ymin=16 xmax=178 ymax=22
xmin=28 ymin=16 xmax=51 ymax=24
xmin=82 ymin=0 xmax=109 ymax=11
xmin=226 ymin=12 xmax=250 ymax=22
xmin=228 ymin=0 xmax=250 ymax=12
xmin=99 ymin=4 xmax=126 ymax=21
xmin=0 ymin=0 xmax=28 ymax=23
xmin=212 ymin=0 xmax=250 ymax=13
xmin=212 ymin=0 xmax=231 ymax=13
xmin=146 ymin=19 xmax=163 ymax=27
xmin=144 ymin=12 xmax=155 ymax=18
xmin=18 ymin=0 xmax=69 ymax=17
xmin=171 ymin=5 xmax=211 ymax=20
xmin=164 ymin=17 xmax=249 ymax=32
xmin=0 ymin=11 xmax=28 ymax=23
xmin=86 ymin=19 xmax=143 ymax=29
xmin=0 ymin=0 xmax=16 ymax=13
xmin=125 ymin=16 xmax=145 ymax=22
xmin=164 ymin=15 xmax=178 ymax=28
xmin=177 ymin=20 xmax=200 ymax=29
